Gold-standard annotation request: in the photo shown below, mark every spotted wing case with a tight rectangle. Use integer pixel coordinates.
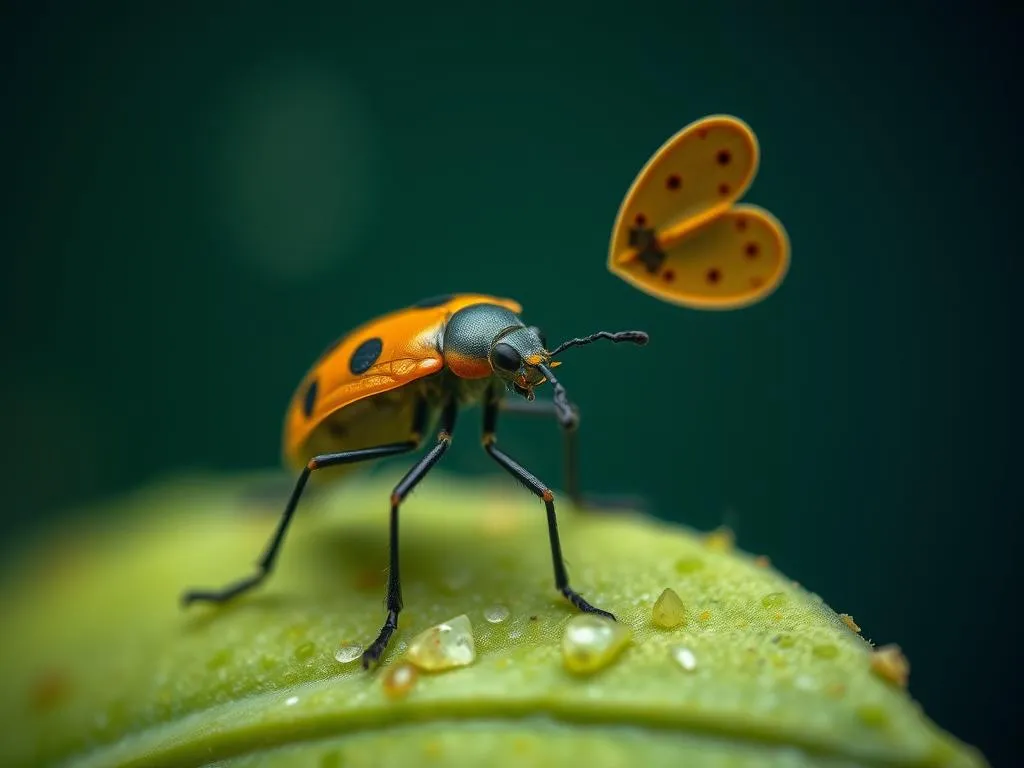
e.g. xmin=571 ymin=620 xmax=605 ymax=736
xmin=607 ymin=115 xmax=790 ymax=310
xmin=281 ymin=293 xmax=523 ymax=470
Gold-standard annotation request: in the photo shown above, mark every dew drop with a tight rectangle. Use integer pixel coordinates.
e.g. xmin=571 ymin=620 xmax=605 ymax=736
xmin=561 ymin=614 xmax=631 ymax=674
xmin=484 ymin=604 xmax=510 ymax=624
xmin=405 ymin=614 xmax=476 ymax=671
xmin=761 ymin=592 xmax=788 ymax=609
xmin=382 ymin=662 xmax=418 ymax=700
xmin=651 ymin=588 xmax=686 ymax=629
xmin=670 ymin=645 xmax=697 ymax=671
xmin=284 ymin=695 xmax=299 ymax=706
xmin=294 ymin=641 xmax=317 ymax=662
xmin=334 ymin=644 xmax=363 ymax=664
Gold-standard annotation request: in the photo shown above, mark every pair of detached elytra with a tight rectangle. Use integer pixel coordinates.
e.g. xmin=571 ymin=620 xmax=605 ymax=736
xmin=182 ymin=115 xmax=792 ymax=669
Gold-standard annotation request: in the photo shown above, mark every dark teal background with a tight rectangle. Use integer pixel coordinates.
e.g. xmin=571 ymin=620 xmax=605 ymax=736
xmin=3 ymin=1 xmax=1017 ymax=763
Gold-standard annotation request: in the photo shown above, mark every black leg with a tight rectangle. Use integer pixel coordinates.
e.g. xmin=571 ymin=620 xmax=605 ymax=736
xmin=362 ymin=396 xmax=459 ymax=669
xmin=498 ymin=396 xmax=582 ymax=504
xmin=499 ymin=396 xmax=646 ymax=513
xmin=484 ymin=388 xmax=614 ymax=620
xmin=181 ymin=399 xmax=430 ymax=607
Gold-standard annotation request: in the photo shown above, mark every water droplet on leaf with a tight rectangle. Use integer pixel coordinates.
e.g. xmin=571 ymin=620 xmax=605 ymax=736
xmin=382 ymin=662 xmax=418 ymax=700
xmin=405 ymin=614 xmax=476 ymax=671
xmin=671 ymin=645 xmax=697 ymax=671
xmin=484 ymin=604 xmax=510 ymax=624
xmin=294 ymin=641 xmax=317 ymax=662
xmin=561 ymin=614 xmax=631 ymax=674
xmin=652 ymin=587 xmax=686 ymax=628
xmin=334 ymin=644 xmax=362 ymax=664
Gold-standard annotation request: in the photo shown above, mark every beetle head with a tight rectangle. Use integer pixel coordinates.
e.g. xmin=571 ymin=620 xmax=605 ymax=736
xmin=488 ymin=325 xmax=551 ymax=400
xmin=490 ymin=324 xmax=649 ymax=428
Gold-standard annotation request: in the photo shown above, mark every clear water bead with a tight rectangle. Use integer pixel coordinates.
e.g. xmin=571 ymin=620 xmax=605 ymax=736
xmin=405 ymin=614 xmax=476 ymax=671
xmin=652 ymin=587 xmax=686 ymax=628
xmin=334 ymin=644 xmax=363 ymax=664
xmin=561 ymin=614 xmax=631 ymax=674
xmin=671 ymin=645 xmax=697 ymax=671
xmin=484 ymin=604 xmax=510 ymax=624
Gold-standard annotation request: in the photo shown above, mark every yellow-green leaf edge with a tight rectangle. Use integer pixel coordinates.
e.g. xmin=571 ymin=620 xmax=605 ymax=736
xmin=0 ymin=471 xmax=988 ymax=768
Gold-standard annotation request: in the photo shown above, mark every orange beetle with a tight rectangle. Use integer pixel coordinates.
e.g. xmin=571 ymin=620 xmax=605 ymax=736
xmin=182 ymin=292 xmax=647 ymax=668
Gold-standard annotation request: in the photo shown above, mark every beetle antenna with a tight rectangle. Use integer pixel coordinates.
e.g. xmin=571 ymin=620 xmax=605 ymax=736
xmin=536 ymin=363 xmax=577 ymax=429
xmin=549 ymin=330 xmax=649 ymax=358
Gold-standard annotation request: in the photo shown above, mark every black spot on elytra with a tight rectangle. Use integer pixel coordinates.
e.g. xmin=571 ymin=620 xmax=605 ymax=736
xmin=349 ymin=337 xmax=383 ymax=375
xmin=410 ymin=293 xmax=456 ymax=309
xmin=302 ymin=379 xmax=318 ymax=418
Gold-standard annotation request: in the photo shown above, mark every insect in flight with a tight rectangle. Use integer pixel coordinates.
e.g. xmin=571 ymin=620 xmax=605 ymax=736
xmin=181 ymin=293 xmax=648 ymax=669
xmin=608 ymin=114 xmax=790 ymax=309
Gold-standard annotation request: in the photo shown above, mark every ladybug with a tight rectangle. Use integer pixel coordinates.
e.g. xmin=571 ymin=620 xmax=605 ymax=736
xmin=182 ymin=293 xmax=648 ymax=668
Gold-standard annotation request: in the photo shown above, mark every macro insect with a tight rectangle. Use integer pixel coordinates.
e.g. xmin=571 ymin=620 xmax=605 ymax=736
xmin=182 ymin=293 xmax=647 ymax=669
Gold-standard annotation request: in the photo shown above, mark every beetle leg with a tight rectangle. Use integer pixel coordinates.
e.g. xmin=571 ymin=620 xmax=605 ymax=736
xmin=181 ymin=399 xmax=430 ymax=608
xmin=498 ymin=396 xmax=647 ymax=513
xmin=484 ymin=388 xmax=614 ymax=621
xmin=361 ymin=396 xmax=459 ymax=669
xmin=498 ymin=396 xmax=582 ymax=504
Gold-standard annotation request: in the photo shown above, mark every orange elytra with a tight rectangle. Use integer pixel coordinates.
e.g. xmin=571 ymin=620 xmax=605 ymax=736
xmin=608 ymin=114 xmax=791 ymax=310
xmin=182 ymin=292 xmax=648 ymax=670
xmin=281 ymin=293 xmax=523 ymax=478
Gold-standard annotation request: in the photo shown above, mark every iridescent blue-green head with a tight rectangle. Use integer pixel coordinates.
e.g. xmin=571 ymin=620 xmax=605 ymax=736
xmin=442 ymin=302 xmax=648 ymax=426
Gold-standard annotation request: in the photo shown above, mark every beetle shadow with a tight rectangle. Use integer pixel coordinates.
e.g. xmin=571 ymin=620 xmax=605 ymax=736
xmin=179 ymin=519 xmax=472 ymax=634
xmin=305 ymin=523 xmax=470 ymax=597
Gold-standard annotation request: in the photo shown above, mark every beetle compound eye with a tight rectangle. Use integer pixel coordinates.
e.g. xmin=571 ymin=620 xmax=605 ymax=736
xmin=492 ymin=342 xmax=522 ymax=372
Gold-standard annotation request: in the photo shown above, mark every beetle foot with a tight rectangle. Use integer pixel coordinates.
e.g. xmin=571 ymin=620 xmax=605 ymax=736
xmin=561 ymin=587 xmax=616 ymax=621
xmin=361 ymin=610 xmax=399 ymax=669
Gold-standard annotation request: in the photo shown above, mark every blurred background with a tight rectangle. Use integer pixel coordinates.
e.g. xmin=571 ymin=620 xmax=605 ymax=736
xmin=2 ymin=0 xmax=1017 ymax=763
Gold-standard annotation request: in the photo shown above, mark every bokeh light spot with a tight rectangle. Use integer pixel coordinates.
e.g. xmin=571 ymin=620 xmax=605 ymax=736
xmin=211 ymin=63 xmax=376 ymax=280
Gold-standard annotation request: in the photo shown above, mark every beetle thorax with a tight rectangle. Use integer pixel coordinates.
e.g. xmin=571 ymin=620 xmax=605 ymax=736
xmin=441 ymin=303 xmax=522 ymax=379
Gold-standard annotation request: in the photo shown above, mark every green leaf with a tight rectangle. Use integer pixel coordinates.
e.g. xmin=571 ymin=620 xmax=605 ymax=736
xmin=0 ymin=472 xmax=987 ymax=767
